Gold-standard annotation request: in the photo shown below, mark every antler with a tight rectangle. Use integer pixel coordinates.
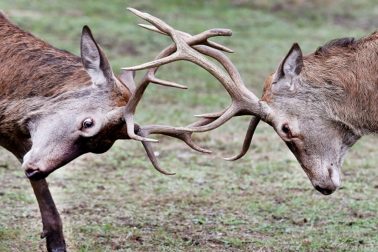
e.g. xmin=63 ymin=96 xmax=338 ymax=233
xmin=123 ymin=8 xmax=265 ymax=174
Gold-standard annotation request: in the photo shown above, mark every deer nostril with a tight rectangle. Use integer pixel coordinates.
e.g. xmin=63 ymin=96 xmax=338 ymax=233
xmin=25 ymin=167 xmax=40 ymax=179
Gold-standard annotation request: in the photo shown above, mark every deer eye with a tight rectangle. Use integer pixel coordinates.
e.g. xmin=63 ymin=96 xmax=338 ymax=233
xmin=82 ymin=118 xmax=94 ymax=129
xmin=281 ymin=123 xmax=292 ymax=137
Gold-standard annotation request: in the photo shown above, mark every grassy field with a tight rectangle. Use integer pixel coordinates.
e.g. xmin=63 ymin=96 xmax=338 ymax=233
xmin=0 ymin=0 xmax=377 ymax=251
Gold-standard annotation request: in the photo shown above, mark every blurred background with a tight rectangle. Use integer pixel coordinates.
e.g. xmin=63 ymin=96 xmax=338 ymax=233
xmin=0 ymin=0 xmax=377 ymax=251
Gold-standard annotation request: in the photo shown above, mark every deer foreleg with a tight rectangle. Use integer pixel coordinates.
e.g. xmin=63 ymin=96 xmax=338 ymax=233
xmin=30 ymin=179 xmax=66 ymax=252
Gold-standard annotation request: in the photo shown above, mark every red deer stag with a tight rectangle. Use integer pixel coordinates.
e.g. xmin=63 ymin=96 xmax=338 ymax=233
xmin=125 ymin=10 xmax=378 ymax=196
xmin=0 ymin=9 xmax=241 ymax=251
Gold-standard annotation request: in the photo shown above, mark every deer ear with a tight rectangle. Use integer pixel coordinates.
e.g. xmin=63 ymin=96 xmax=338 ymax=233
xmin=276 ymin=43 xmax=303 ymax=79
xmin=80 ymin=26 xmax=114 ymax=87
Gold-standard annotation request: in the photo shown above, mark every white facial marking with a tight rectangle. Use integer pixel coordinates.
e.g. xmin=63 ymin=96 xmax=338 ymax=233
xmin=330 ymin=167 xmax=341 ymax=188
xmin=87 ymin=68 xmax=107 ymax=86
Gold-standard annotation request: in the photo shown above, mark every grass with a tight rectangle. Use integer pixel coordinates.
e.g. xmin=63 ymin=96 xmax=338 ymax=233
xmin=0 ymin=0 xmax=377 ymax=251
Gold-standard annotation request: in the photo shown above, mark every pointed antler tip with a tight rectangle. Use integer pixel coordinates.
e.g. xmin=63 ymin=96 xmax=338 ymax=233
xmin=127 ymin=7 xmax=137 ymax=12
xmin=138 ymin=23 xmax=150 ymax=29
xmin=126 ymin=7 xmax=135 ymax=12
xmin=155 ymin=168 xmax=176 ymax=176
xmin=130 ymin=134 xmax=159 ymax=142
xmin=127 ymin=7 xmax=150 ymax=19
xmin=223 ymin=152 xmax=245 ymax=161
xmin=151 ymin=81 xmax=188 ymax=89
xmin=194 ymin=114 xmax=207 ymax=118
xmin=121 ymin=66 xmax=143 ymax=71
xmin=145 ymin=138 xmax=159 ymax=143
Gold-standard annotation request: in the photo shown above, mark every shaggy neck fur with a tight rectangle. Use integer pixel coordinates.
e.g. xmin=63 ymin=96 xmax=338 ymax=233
xmin=301 ymin=32 xmax=378 ymax=135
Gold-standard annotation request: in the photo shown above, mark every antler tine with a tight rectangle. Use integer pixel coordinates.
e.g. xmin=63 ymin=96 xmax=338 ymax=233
xmin=205 ymin=41 xmax=234 ymax=53
xmin=136 ymin=117 xmax=216 ymax=175
xmin=194 ymin=109 xmax=225 ymax=118
xmin=149 ymin=78 xmax=188 ymax=89
xmin=223 ymin=117 xmax=260 ymax=161
xmin=147 ymin=72 xmax=188 ymax=89
xmin=138 ymin=23 xmax=167 ymax=35
xmin=141 ymin=141 xmax=175 ymax=175
xmin=138 ymin=23 xmax=234 ymax=53
xmin=122 ymin=52 xmax=183 ymax=71
xmin=124 ymin=113 xmax=158 ymax=142
xmin=180 ymin=104 xmax=239 ymax=133
xmin=140 ymin=123 xmax=213 ymax=154
xmin=129 ymin=123 xmax=173 ymax=175
xmin=185 ymin=29 xmax=234 ymax=53
xmin=128 ymin=7 xmax=175 ymax=36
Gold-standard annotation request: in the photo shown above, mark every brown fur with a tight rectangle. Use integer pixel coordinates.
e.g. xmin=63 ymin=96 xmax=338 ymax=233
xmin=302 ymin=32 xmax=378 ymax=133
xmin=0 ymin=13 xmax=91 ymax=98
xmin=0 ymin=14 xmax=130 ymax=157
xmin=0 ymin=13 xmax=130 ymax=100
xmin=261 ymin=73 xmax=274 ymax=102
xmin=263 ymin=31 xmax=378 ymax=133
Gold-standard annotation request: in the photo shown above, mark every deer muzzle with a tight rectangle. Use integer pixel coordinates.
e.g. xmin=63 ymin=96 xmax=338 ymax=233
xmin=311 ymin=166 xmax=341 ymax=195
xmin=22 ymin=160 xmax=50 ymax=180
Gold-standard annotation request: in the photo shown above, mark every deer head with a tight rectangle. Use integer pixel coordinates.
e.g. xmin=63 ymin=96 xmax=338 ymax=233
xmin=258 ymin=44 xmax=362 ymax=195
xmin=21 ymin=26 xmax=131 ymax=179
xmin=21 ymin=10 xmax=229 ymax=180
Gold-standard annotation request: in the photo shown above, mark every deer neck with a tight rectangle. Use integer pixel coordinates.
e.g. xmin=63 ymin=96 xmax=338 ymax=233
xmin=303 ymin=37 xmax=378 ymax=135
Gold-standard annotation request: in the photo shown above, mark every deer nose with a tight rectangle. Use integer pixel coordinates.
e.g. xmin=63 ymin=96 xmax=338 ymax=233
xmin=314 ymin=184 xmax=337 ymax=195
xmin=24 ymin=165 xmax=46 ymax=180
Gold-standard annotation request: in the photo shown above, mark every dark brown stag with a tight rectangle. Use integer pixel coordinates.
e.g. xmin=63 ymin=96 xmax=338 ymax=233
xmin=0 ymin=9 xmax=245 ymax=251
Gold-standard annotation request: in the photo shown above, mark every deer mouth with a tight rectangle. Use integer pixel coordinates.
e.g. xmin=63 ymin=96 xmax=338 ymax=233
xmin=314 ymin=184 xmax=337 ymax=195
xmin=311 ymin=169 xmax=340 ymax=195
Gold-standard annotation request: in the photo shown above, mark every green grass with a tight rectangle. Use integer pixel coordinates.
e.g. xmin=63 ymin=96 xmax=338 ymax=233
xmin=0 ymin=0 xmax=377 ymax=251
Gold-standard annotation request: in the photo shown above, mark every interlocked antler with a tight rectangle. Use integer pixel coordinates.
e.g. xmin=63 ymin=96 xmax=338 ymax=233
xmin=123 ymin=8 xmax=265 ymax=174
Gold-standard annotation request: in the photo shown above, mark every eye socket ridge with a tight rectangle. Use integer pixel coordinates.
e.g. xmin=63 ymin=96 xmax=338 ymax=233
xmin=82 ymin=118 xmax=95 ymax=129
